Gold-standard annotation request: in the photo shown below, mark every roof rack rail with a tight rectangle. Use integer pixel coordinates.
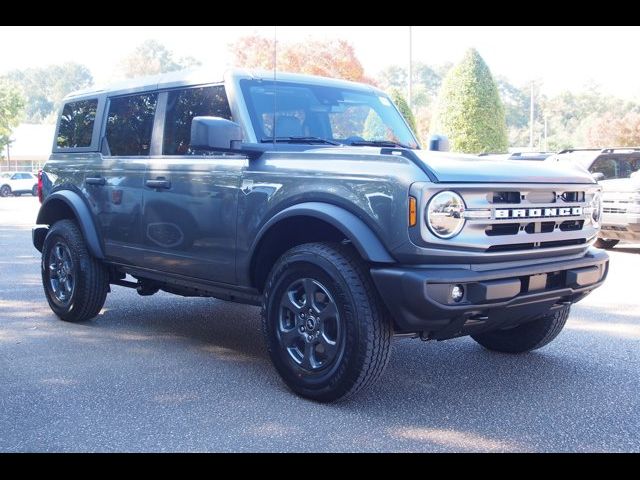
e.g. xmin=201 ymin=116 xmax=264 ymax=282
xmin=556 ymin=148 xmax=601 ymax=154
xmin=599 ymin=147 xmax=640 ymax=153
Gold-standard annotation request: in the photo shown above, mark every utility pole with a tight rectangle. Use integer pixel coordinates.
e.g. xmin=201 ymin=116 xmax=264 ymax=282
xmin=529 ymin=81 xmax=534 ymax=149
xmin=408 ymin=26 xmax=413 ymax=109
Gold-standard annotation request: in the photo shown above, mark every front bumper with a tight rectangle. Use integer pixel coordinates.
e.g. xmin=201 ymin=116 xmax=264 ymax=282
xmin=600 ymin=212 xmax=640 ymax=241
xmin=370 ymin=248 xmax=609 ymax=339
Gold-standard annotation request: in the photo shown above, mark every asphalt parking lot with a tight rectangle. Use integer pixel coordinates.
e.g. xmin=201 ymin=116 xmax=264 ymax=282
xmin=1 ymin=196 xmax=639 ymax=452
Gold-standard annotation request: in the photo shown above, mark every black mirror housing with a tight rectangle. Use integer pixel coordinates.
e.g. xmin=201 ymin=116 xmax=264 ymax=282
xmin=190 ymin=116 xmax=243 ymax=152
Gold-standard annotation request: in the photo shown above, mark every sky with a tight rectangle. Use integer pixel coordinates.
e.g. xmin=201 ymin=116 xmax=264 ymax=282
xmin=1 ymin=26 xmax=639 ymax=99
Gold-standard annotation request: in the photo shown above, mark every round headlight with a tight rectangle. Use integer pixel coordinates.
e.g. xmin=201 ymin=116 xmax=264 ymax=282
xmin=591 ymin=191 xmax=603 ymax=225
xmin=426 ymin=191 xmax=465 ymax=239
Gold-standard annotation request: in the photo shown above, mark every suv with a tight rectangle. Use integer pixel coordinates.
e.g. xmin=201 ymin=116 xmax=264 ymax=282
xmin=33 ymin=69 xmax=609 ymax=402
xmin=1 ymin=171 xmax=38 ymax=197
xmin=550 ymin=148 xmax=640 ymax=249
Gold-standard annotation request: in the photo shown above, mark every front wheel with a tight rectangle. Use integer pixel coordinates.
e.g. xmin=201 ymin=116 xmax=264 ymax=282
xmin=471 ymin=305 xmax=570 ymax=353
xmin=0 ymin=185 xmax=11 ymax=197
xmin=41 ymin=219 xmax=109 ymax=322
xmin=32 ymin=185 xmax=38 ymax=196
xmin=262 ymin=242 xmax=392 ymax=402
xmin=594 ymin=238 xmax=619 ymax=249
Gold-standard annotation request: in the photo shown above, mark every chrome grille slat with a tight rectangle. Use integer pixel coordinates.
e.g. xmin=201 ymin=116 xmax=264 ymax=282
xmin=418 ymin=183 xmax=600 ymax=254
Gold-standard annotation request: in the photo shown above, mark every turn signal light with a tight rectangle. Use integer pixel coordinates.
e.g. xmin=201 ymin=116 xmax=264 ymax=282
xmin=409 ymin=196 xmax=417 ymax=227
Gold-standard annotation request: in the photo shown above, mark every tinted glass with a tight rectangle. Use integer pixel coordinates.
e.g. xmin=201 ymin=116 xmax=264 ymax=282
xmin=240 ymin=79 xmax=418 ymax=148
xmin=106 ymin=93 xmax=158 ymax=156
xmin=163 ymin=86 xmax=232 ymax=155
xmin=57 ymin=99 xmax=98 ymax=148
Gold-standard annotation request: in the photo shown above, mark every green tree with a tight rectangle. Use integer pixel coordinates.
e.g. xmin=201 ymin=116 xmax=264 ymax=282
xmin=432 ymin=49 xmax=508 ymax=153
xmin=388 ymin=88 xmax=417 ymax=133
xmin=3 ymin=63 xmax=93 ymax=123
xmin=0 ymin=80 xmax=25 ymax=156
xmin=120 ymin=40 xmax=201 ymax=78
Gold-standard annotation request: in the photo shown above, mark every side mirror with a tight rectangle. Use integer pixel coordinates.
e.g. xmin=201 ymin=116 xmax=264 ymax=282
xmin=592 ymin=172 xmax=605 ymax=181
xmin=190 ymin=116 xmax=243 ymax=152
xmin=429 ymin=134 xmax=450 ymax=152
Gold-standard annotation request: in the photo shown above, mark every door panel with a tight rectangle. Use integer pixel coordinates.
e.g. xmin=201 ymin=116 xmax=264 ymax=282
xmin=83 ymin=156 xmax=147 ymax=265
xmin=140 ymin=156 xmax=245 ymax=284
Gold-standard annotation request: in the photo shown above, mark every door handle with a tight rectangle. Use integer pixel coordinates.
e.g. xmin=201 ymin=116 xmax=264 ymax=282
xmin=145 ymin=179 xmax=171 ymax=189
xmin=85 ymin=177 xmax=106 ymax=186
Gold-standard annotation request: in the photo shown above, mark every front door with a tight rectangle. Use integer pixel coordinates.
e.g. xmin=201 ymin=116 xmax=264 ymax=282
xmin=138 ymin=84 xmax=243 ymax=284
xmin=141 ymin=157 xmax=244 ymax=284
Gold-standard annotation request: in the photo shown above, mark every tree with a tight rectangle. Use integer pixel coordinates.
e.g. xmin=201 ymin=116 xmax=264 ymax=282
xmin=431 ymin=49 xmax=508 ymax=154
xmin=388 ymin=88 xmax=417 ymax=133
xmin=0 ymin=80 xmax=25 ymax=156
xmin=120 ymin=40 xmax=201 ymax=78
xmin=229 ymin=36 xmax=368 ymax=83
xmin=584 ymin=112 xmax=640 ymax=147
xmin=3 ymin=63 xmax=93 ymax=123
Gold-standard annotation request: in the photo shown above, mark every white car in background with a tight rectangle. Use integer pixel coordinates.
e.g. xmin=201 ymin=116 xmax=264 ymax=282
xmin=548 ymin=148 xmax=640 ymax=249
xmin=0 ymin=171 xmax=38 ymax=197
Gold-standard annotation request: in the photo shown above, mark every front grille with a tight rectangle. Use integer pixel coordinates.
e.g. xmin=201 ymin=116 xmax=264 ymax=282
xmin=603 ymin=207 xmax=627 ymax=214
xmin=418 ymin=183 xmax=600 ymax=255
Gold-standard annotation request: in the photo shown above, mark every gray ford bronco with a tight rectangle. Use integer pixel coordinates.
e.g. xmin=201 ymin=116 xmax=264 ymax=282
xmin=33 ymin=68 xmax=609 ymax=402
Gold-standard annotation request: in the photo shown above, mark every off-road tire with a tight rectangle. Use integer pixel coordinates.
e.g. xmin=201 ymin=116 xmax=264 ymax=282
xmin=41 ymin=219 xmax=109 ymax=322
xmin=594 ymin=238 xmax=619 ymax=249
xmin=471 ymin=305 xmax=570 ymax=353
xmin=262 ymin=242 xmax=392 ymax=402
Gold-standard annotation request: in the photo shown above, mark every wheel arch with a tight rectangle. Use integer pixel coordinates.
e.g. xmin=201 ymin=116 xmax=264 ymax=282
xmin=35 ymin=191 xmax=104 ymax=259
xmin=248 ymin=202 xmax=395 ymax=292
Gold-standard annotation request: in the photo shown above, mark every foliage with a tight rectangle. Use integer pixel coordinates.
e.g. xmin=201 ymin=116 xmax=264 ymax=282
xmin=432 ymin=49 xmax=508 ymax=153
xmin=230 ymin=36 xmax=367 ymax=82
xmin=584 ymin=111 xmax=640 ymax=147
xmin=120 ymin=40 xmax=201 ymax=79
xmin=0 ymin=80 xmax=25 ymax=155
xmin=388 ymin=88 xmax=417 ymax=133
xmin=2 ymin=63 xmax=92 ymax=123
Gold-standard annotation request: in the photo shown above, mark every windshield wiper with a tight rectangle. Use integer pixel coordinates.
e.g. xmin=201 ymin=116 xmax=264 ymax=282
xmin=260 ymin=136 xmax=341 ymax=145
xmin=348 ymin=140 xmax=413 ymax=149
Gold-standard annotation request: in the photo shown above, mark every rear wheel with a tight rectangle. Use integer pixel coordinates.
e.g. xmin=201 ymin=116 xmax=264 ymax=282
xmin=32 ymin=185 xmax=38 ymax=196
xmin=0 ymin=185 xmax=11 ymax=197
xmin=594 ymin=238 xmax=619 ymax=249
xmin=471 ymin=306 xmax=570 ymax=353
xmin=262 ymin=242 xmax=392 ymax=402
xmin=41 ymin=219 xmax=109 ymax=322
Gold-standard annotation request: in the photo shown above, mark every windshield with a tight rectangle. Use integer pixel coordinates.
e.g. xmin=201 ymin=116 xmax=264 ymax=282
xmin=240 ymin=79 xmax=418 ymax=149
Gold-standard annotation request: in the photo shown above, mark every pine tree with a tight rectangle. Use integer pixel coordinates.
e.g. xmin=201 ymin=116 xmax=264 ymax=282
xmin=432 ymin=49 xmax=508 ymax=153
xmin=388 ymin=88 xmax=417 ymax=134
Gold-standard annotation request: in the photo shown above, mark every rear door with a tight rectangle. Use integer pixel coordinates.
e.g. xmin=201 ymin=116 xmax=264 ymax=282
xmin=140 ymin=85 xmax=244 ymax=284
xmin=85 ymin=92 xmax=158 ymax=266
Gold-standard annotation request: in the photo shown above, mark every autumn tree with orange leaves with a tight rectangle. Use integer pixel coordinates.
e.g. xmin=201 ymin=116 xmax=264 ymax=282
xmin=229 ymin=35 xmax=370 ymax=84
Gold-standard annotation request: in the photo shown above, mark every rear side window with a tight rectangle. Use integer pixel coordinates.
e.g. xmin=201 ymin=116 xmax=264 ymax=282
xmin=163 ymin=86 xmax=232 ymax=155
xmin=106 ymin=93 xmax=158 ymax=156
xmin=57 ymin=99 xmax=98 ymax=148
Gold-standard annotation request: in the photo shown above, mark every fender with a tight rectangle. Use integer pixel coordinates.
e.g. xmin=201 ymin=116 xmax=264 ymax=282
xmin=35 ymin=190 xmax=105 ymax=259
xmin=252 ymin=202 xmax=396 ymax=264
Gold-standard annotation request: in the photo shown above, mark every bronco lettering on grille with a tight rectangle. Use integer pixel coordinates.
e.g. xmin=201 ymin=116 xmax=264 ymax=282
xmin=495 ymin=207 xmax=583 ymax=219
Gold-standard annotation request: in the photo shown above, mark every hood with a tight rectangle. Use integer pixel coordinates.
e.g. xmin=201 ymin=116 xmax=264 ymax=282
xmin=600 ymin=177 xmax=640 ymax=193
xmin=412 ymin=150 xmax=596 ymax=184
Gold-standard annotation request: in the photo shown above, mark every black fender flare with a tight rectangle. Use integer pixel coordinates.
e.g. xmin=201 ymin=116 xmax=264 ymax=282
xmin=251 ymin=202 xmax=395 ymax=264
xmin=36 ymin=191 xmax=104 ymax=259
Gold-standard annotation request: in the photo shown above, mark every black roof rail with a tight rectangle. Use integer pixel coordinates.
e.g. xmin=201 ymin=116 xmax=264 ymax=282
xmin=556 ymin=148 xmax=601 ymax=154
xmin=600 ymin=147 xmax=640 ymax=154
